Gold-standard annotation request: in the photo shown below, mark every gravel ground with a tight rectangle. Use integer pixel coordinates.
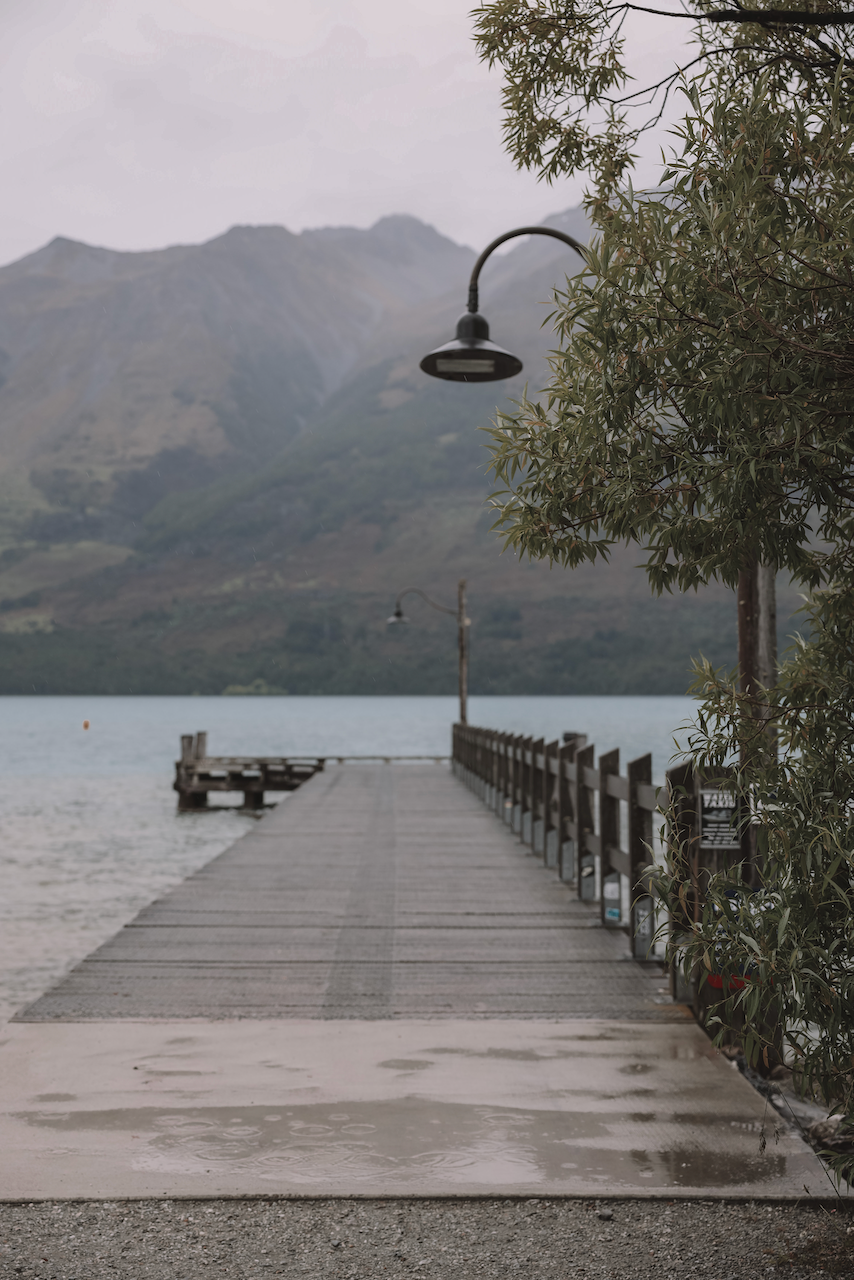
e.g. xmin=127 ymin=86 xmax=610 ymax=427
xmin=1 ymin=1198 xmax=852 ymax=1280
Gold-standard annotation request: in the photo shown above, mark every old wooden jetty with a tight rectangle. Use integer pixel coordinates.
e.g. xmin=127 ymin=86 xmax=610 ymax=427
xmin=28 ymin=753 xmax=673 ymax=1021
xmin=5 ymin=725 xmax=825 ymax=1199
xmin=174 ymin=731 xmax=325 ymax=810
xmin=174 ymin=731 xmax=449 ymax=811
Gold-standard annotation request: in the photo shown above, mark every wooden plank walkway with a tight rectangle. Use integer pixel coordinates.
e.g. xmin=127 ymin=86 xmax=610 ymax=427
xmin=18 ymin=764 xmax=682 ymax=1022
xmin=6 ymin=763 xmax=828 ymax=1200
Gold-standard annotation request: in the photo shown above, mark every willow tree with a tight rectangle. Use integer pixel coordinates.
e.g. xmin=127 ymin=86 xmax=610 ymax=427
xmin=473 ymin=1 xmax=854 ymax=1170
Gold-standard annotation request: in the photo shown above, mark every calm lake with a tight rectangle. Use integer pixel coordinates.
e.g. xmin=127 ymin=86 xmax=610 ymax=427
xmin=0 ymin=694 xmax=694 ymax=1022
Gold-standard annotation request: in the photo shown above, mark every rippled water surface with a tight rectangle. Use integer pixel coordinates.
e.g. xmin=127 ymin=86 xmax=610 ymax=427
xmin=0 ymin=694 xmax=693 ymax=1022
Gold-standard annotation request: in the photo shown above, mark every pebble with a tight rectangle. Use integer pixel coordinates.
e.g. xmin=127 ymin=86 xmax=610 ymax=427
xmin=0 ymin=1198 xmax=851 ymax=1278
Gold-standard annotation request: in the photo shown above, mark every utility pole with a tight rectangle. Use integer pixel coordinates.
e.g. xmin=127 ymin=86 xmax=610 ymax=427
xmin=387 ymin=581 xmax=470 ymax=726
xmin=457 ymin=578 xmax=469 ymax=726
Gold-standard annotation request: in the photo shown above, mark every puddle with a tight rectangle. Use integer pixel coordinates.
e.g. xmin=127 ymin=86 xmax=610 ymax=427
xmin=425 ymin=1046 xmax=572 ymax=1062
xmin=16 ymin=1099 xmax=792 ymax=1190
xmin=377 ymin=1060 xmax=434 ymax=1071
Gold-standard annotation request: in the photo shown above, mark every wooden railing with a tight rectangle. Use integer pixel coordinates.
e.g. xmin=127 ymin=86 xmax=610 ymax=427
xmin=452 ymin=723 xmax=662 ymax=957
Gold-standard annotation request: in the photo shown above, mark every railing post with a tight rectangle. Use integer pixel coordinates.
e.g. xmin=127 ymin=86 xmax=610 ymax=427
xmin=543 ymin=739 xmax=558 ymax=868
xmin=576 ymin=743 xmax=596 ymax=900
xmin=521 ymin=735 xmax=534 ymax=845
xmin=557 ymin=740 xmax=574 ymax=881
xmin=666 ymin=762 xmax=697 ymax=1003
xmin=557 ymin=734 xmax=587 ymax=883
xmin=531 ymin=737 xmax=545 ymax=855
xmin=599 ymin=748 xmax=621 ymax=927
xmin=512 ymin=735 xmax=523 ymax=833
xmin=493 ymin=731 xmax=500 ymax=810
xmin=496 ymin=732 xmax=506 ymax=818
xmin=502 ymin=733 xmax=512 ymax=823
xmin=628 ymin=753 xmax=654 ymax=959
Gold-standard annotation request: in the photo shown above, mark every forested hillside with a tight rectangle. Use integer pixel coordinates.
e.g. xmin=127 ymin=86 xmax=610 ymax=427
xmin=0 ymin=209 xmax=791 ymax=694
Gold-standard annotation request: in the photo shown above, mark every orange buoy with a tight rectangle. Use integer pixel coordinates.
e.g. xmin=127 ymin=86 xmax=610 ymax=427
xmin=83 ymin=720 xmax=90 ymax=730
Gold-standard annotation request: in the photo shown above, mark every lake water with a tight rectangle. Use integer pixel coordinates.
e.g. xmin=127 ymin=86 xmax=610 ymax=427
xmin=0 ymin=695 xmax=694 ymax=1023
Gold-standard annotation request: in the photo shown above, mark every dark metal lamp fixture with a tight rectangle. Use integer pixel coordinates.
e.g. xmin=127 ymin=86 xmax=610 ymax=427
xmin=420 ymin=225 xmax=586 ymax=383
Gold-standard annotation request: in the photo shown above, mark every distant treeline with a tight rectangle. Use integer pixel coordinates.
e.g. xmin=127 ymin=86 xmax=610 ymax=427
xmin=0 ymin=601 xmax=759 ymax=696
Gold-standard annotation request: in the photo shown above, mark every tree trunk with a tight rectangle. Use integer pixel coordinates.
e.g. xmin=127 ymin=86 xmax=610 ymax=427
xmin=737 ymin=556 xmax=777 ymax=882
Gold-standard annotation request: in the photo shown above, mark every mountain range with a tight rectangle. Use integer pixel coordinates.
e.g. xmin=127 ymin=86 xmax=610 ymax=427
xmin=0 ymin=209 xmax=793 ymax=695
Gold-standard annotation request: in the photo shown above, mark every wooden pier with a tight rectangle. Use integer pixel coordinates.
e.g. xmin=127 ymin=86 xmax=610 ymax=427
xmin=8 ymin=750 xmax=826 ymax=1201
xmin=174 ymin=731 xmax=325 ymax=810
xmin=23 ymin=759 xmax=674 ymax=1021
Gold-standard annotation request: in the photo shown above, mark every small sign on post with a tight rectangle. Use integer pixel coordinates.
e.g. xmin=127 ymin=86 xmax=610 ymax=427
xmin=602 ymin=872 xmax=621 ymax=924
xmin=699 ymin=787 xmax=740 ymax=849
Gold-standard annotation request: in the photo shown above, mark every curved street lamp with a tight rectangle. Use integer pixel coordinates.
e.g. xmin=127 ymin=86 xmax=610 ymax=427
xmin=387 ymin=579 xmax=470 ymax=724
xmin=419 ymin=226 xmax=586 ymax=383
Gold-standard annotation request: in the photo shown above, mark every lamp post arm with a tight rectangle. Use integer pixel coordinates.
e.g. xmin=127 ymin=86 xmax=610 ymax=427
xmin=394 ymin=587 xmax=457 ymax=618
xmin=467 ymin=226 xmax=586 ymax=314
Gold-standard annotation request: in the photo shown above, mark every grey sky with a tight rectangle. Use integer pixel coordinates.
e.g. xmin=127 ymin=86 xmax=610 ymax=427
xmin=0 ymin=0 xmax=691 ymax=265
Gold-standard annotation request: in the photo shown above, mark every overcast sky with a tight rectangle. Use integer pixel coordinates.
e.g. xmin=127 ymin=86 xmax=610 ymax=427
xmin=0 ymin=0 xmax=692 ymax=266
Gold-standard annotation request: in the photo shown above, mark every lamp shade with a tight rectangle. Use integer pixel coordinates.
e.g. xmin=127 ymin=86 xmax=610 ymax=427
xmin=420 ymin=311 xmax=522 ymax=383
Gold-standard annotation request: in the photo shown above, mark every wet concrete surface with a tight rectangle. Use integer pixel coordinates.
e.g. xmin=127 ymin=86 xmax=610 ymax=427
xmin=0 ymin=1019 xmax=828 ymax=1200
xmin=2 ymin=767 xmax=833 ymax=1204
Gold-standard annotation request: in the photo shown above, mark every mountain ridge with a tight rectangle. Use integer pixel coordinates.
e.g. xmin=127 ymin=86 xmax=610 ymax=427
xmin=0 ymin=207 xmax=784 ymax=695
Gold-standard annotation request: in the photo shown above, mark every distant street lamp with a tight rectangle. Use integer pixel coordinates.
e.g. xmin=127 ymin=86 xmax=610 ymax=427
xmin=420 ymin=226 xmax=585 ymax=383
xmin=387 ymin=579 xmax=470 ymax=724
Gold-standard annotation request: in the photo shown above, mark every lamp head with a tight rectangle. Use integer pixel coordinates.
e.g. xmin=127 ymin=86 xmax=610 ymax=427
xmin=386 ymin=604 xmax=409 ymax=625
xmin=420 ymin=311 xmax=523 ymax=383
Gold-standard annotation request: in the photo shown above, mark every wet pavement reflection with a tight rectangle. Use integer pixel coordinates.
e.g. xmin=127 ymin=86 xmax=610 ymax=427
xmin=19 ymin=1098 xmax=788 ymax=1192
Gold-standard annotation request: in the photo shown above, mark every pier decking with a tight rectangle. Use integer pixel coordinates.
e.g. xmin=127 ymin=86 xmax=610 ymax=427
xmin=21 ymin=763 xmax=673 ymax=1022
xmin=0 ymin=763 xmax=827 ymax=1200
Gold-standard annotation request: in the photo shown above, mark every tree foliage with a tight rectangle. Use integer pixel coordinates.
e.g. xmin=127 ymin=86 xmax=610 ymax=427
xmin=487 ymin=72 xmax=854 ymax=594
xmin=664 ymin=582 xmax=854 ymax=1179
xmin=474 ymin=0 xmax=854 ymax=1168
xmin=473 ymin=0 xmax=854 ymax=190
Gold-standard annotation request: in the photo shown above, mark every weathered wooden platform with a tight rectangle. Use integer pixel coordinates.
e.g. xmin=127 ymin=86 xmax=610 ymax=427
xmin=18 ymin=763 xmax=678 ymax=1022
xmin=5 ymin=763 xmax=828 ymax=1200
xmin=174 ymin=731 xmax=325 ymax=811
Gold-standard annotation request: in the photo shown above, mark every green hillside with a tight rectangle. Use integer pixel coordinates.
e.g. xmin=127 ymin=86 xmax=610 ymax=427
xmin=0 ymin=211 xmax=799 ymax=694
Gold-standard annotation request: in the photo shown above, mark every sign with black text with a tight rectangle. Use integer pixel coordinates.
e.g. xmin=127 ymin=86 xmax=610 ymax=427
xmin=699 ymin=788 xmax=739 ymax=848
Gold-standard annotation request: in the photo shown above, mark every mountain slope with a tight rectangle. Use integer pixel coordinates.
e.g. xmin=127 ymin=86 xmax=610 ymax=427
xmin=0 ymin=210 xmax=795 ymax=695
